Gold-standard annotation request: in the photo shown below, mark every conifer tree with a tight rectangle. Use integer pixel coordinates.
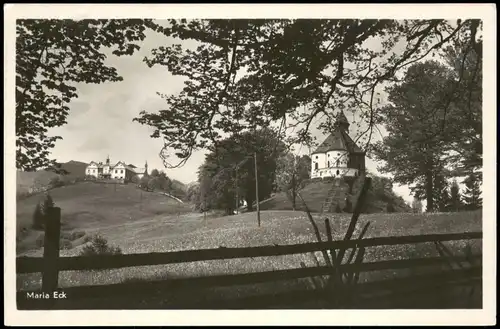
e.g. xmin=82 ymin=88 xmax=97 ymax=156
xmin=449 ymin=179 xmax=462 ymax=212
xmin=463 ymin=173 xmax=482 ymax=210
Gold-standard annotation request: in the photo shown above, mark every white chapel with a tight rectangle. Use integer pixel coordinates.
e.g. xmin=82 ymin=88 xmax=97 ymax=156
xmin=310 ymin=110 xmax=366 ymax=179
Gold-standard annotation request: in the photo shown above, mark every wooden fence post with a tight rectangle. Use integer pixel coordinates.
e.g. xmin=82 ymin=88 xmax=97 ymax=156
xmin=42 ymin=206 xmax=61 ymax=293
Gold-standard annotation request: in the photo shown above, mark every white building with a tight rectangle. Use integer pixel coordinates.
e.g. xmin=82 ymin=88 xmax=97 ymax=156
xmin=85 ymin=156 xmax=148 ymax=181
xmin=311 ymin=110 xmax=366 ymax=179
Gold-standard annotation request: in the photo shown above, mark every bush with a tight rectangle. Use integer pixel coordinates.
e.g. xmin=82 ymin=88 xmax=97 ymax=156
xmin=32 ymin=203 xmax=45 ymax=230
xmin=335 ymin=204 xmax=343 ymax=213
xmin=386 ymin=203 xmax=396 ymax=213
xmin=49 ymin=176 xmax=65 ymax=188
xmin=60 ymin=238 xmax=73 ymax=250
xmin=79 ymin=234 xmax=123 ymax=257
xmin=343 ymin=198 xmax=353 ymax=213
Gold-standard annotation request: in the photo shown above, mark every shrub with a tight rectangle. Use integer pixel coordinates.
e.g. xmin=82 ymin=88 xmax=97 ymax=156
xmin=49 ymin=176 xmax=65 ymax=188
xmin=60 ymin=238 xmax=73 ymax=250
xmin=79 ymin=234 xmax=123 ymax=257
xmin=43 ymin=193 xmax=55 ymax=210
xmin=83 ymin=235 xmax=92 ymax=243
xmin=335 ymin=204 xmax=343 ymax=213
xmin=343 ymin=198 xmax=353 ymax=213
xmin=32 ymin=203 xmax=45 ymax=230
xmin=386 ymin=202 xmax=396 ymax=213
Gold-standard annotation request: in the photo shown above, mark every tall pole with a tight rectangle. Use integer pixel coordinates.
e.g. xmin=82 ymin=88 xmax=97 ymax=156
xmin=235 ymin=167 xmax=239 ymax=215
xmin=254 ymin=152 xmax=261 ymax=227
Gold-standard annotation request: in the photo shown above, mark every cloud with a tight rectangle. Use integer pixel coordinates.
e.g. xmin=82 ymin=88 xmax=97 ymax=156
xmin=77 ymin=135 xmax=113 ymax=152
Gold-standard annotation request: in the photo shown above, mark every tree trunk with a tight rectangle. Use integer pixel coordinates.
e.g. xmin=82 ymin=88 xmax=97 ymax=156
xmin=291 ymin=175 xmax=296 ymax=211
xmin=425 ymin=170 xmax=434 ymax=212
xmin=246 ymin=197 xmax=253 ymax=212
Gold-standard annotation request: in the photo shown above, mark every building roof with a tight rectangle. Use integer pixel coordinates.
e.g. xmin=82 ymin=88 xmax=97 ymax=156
xmin=312 ymin=110 xmax=364 ymax=155
xmin=312 ymin=129 xmax=364 ymax=154
xmin=87 ymin=160 xmax=146 ymax=174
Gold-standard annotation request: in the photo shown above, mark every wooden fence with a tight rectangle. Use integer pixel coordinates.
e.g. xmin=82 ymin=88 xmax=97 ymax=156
xmin=16 ymin=206 xmax=482 ymax=309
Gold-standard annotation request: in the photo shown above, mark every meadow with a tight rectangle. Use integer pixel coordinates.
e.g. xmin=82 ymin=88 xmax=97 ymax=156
xmin=16 ymin=180 xmax=482 ymax=308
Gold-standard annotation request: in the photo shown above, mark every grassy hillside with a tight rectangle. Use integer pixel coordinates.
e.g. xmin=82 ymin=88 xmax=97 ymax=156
xmin=16 ymin=170 xmax=59 ymax=195
xmin=16 ymin=181 xmax=192 ymax=254
xmin=259 ymin=177 xmax=410 ymax=213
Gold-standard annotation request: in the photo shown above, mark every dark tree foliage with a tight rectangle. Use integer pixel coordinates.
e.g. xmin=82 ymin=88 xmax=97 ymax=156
xmin=449 ymin=179 xmax=463 ymax=212
xmin=372 ymin=60 xmax=458 ymax=212
xmin=134 ymin=19 xmax=482 ymax=169
xmin=16 ymin=19 xmax=150 ymax=171
xmin=275 ymin=153 xmax=311 ymax=210
xmin=197 ymin=127 xmax=286 ymax=215
xmin=463 ymin=172 xmax=482 ymax=210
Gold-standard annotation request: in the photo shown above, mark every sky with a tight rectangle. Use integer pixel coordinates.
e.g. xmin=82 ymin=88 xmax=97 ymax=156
xmin=47 ymin=21 xmax=446 ymax=205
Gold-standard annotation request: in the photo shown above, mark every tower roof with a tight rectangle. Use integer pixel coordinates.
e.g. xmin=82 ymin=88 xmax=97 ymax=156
xmin=312 ymin=129 xmax=364 ymax=154
xmin=334 ymin=110 xmax=350 ymax=131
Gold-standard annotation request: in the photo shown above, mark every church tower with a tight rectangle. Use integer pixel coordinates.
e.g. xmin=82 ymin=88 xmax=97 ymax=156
xmin=333 ymin=110 xmax=350 ymax=132
xmin=144 ymin=161 xmax=148 ymax=176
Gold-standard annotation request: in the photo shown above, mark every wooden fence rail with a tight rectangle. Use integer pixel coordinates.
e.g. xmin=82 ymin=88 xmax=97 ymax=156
xmin=17 ymin=231 xmax=482 ymax=273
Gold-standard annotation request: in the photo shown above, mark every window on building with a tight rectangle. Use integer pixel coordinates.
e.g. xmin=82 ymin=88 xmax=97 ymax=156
xmin=121 ymin=170 xmax=123 ymax=174
xmin=327 ymin=161 xmax=330 ymax=167
xmin=315 ymin=156 xmax=318 ymax=159
xmin=336 ymin=159 xmax=339 ymax=167
xmin=336 ymin=170 xmax=340 ymax=175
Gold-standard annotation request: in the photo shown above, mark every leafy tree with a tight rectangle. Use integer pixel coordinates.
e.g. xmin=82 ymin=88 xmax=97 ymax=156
xmin=150 ymin=169 xmax=160 ymax=177
xmin=449 ymin=179 xmax=463 ymax=212
xmin=463 ymin=172 xmax=482 ymax=210
xmin=139 ymin=175 xmax=150 ymax=190
xmin=198 ymin=127 xmax=286 ymax=214
xmin=434 ymin=172 xmax=451 ymax=212
xmin=135 ymin=19 xmax=481 ymax=169
xmin=275 ymin=153 xmax=311 ymax=210
xmin=147 ymin=177 xmax=158 ymax=192
xmin=442 ymin=40 xmax=482 ymax=177
xmin=373 ymin=61 xmax=457 ymax=212
xmin=185 ymin=183 xmax=200 ymax=204
xmin=157 ymin=172 xmax=173 ymax=192
xmin=16 ymin=19 xmax=150 ymax=171
xmin=411 ymin=198 xmax=423 ymax=213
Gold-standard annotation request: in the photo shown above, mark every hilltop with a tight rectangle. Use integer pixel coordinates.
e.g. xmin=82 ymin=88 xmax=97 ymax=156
xmin=16 ymin=181 xmax=192 ymax=254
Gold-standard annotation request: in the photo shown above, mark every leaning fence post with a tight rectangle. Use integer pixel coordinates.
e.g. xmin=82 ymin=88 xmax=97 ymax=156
xmin=42 ymin=206 xmax=61 ymax=293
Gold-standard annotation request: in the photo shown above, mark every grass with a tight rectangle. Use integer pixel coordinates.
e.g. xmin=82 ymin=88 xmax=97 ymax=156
xmin=16 ymin=181 xmax=192 ymax=254
xmin=17 ymin=209 xmax=482 ymax=295
xmin=259 ymin=180 xmax=334 ymax=213
xmin=15 ymin=175 xmax=482 ymax=308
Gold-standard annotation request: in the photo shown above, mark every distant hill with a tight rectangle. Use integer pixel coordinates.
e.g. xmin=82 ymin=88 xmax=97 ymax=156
xmin=16 ymin=160 xmax=88 ymax=196
xmin=48 ymin=160 xmax=88 ymax=178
